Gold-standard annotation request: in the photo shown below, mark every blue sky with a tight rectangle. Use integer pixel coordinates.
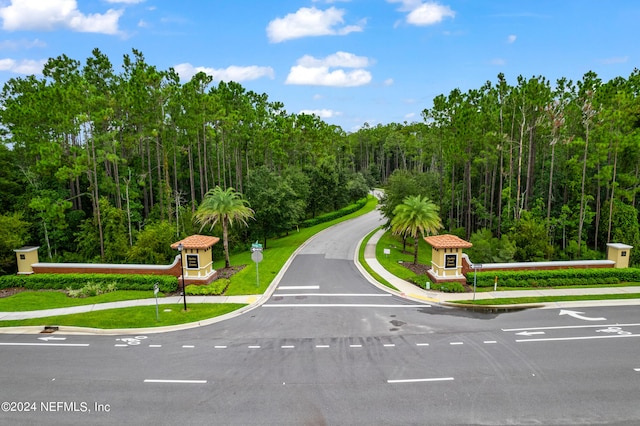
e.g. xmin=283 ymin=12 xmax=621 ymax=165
xmin=0 ymin=0 xmax=638 ymax=132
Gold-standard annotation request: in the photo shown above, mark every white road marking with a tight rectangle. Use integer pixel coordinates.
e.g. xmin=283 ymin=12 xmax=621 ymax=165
xmin=277 ymin=286 xmax=320 ymax=290
xmin=416 ymin=343 xmax=430 ymax=346
xmin=214 ymin=345 xmax=227 ymax=349
xmin=484 ymin=341 xmax=497 ymax=344
xmin=263 ymin=304 xmax=429 ymax=308
xmin=315 ymin=345 xmax=330 ymax=348
xmin=383 ymin=344 xmax=396 ymax=347
xmin=350 ymin=344 xmax=362 ymax=348
xmin=144 ymin=379 xmax=207 ymax=384
xmin=274 ymin=293 xmax=392 ymax=297
xmin=0 ymin=342 xmax=89 ymax=347
xmin=149 ymin=345 xmax=162 ymax=348
xmin=114 ymin=344 xmax=128 ymax=347
xmin=516 ymin=334 xmax=640 ymax=343
xmin=248 ymin=345 xmax=261 ymax=349
xmin=388 ymin=377 xmax=454 ymax=384
xmin=281 ymin=345 xmax=295 ymax=349
xmin=503 ymin=323 xmax=640 ymax=332
xmin=634 ymin=368 xmax=640 ymax=372
xmin=450 ymin=342 xmax=464 ymax=345
xmin=182 ymin=345 xmax=195 ymax=348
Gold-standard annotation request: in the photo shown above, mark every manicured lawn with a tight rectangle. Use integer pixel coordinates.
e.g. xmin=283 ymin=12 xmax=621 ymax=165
xmin=0 ymin=303 xmax=246 ymax=329
xmin=375 ymin=230 xmax=432 ymax=282
xmin=0 ymin=290 xmax=161 ymax=312
xmin=454 ymin=293 xmax=640 ymax=305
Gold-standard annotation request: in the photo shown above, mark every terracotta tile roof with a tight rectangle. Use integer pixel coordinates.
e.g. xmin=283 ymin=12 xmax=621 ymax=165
xmin=424 ymin=234 xmax=472 ymax=249
xmin=171 ymin=235 xmax=220 ymax=250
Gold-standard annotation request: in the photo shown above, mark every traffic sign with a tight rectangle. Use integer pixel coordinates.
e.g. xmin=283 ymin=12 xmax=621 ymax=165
xmin=251 ymin=250 xmax=263 ymax=263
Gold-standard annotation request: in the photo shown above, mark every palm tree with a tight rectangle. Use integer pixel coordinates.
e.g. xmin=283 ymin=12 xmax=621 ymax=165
xmin=194 ymin=186 xmax=254 ymax=268
xmin=391 ymin=195 xmax=443 ymax=265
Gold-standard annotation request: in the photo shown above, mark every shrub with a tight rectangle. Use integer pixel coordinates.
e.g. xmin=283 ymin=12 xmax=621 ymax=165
xmin=434 ymin=282 xmax=466 ymax=293
xmin=0 ymin=274 xmax=178 ymax=293
xmin=468 ymin=268 xmax=640 ymax=288
xmin=66 ymin=281 xmax=118 ymax=298
xmin=300 ymin=198 xmax=367 ymax=228
xmin=185 ymin=279 xmax=229 ymax=296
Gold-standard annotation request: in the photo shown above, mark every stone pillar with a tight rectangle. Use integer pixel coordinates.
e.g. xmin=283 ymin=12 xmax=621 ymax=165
xmin=13 ymin=246 xmax=40 ymax=275
xmin=606 ymin=243 xmax=633 ymax=268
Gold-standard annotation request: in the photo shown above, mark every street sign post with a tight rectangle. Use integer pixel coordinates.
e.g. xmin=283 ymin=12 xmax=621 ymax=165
xmin=473 ymin=264 xmax=482 ymax=301
xmin=251 ymin=242 xmax=263 ymax=288
xmin=153 ymin=283 xmax=159 ymax=321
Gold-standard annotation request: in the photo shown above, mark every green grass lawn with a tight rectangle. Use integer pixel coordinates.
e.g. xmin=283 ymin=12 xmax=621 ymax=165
xmin=454 ymin=293 xmax=640 ymax=305
xmin=0 ymin=303 xmax=246 ymax=329
xmin=375 ymin=230 xmax=432 ymax=283
xmin=0 ymin=290 xmax=161 ymax=312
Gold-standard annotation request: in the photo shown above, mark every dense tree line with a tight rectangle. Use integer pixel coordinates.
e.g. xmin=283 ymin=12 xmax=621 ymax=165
xmin=0 ymin=49 xmax=369 ymax=272
xmin=369 ymin=71 xmax=640 ymax=266
xmin=0 ymin=48 xmax=638 ymax=272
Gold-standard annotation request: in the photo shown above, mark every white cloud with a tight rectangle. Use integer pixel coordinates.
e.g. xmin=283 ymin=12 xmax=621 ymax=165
xmin=266 ymin=6 xmax=364 ymax=43
xmin=297 ymin=51 xmax=372 ymax=68
xmin=285 ymin=52 xmax=373 ymax=87
xmin=507 ymin=34 xmax=517 ymax=43
xmin=137 ymin=19 xmax=149 ymax=28
xmin=388 ymin=0 xmax=455 ymax=26
xmin=490 ymin=58 xmax=506 ymax=66
xmin=600 ymin=56 xmax=629 ymax=65
xmin=174 ymin=63 xmax=275 ymax=82
xmin=0 ymin=38 xmax=46 ymax=50
xmin=286 ymin=66 xmax=371 ymax=87
xmin=0 ymin=57 xmax=46 ymax=74
xmin=299 ymin=109 xmax=341 ymax=118
xmin=404 ymin=112 xmax=416 ymax=120
xmin=0 ymin=0 xmax=123 ymax=35
xmin=383 ymin=78 xmax=394 ymax=86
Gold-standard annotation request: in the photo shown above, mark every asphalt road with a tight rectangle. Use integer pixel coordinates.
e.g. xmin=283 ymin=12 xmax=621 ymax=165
xmin=1 ymin=210 xmax=640 ymax=425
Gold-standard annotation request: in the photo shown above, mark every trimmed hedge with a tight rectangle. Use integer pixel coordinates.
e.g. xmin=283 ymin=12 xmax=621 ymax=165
xmin=409 ymin=274 xmax=466 ymax=293
xmin=301 ymin=198 xmax=368 ymax=228
xmin=468 ymin=268 xmax=640 ymax=288
xmin=0 ymin=273 xmax=178 ymax=293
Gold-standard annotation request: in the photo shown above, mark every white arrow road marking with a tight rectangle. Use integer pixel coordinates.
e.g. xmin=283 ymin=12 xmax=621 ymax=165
xmin=515 ymin=331 xmax=546 ymax=336
xmin=0 ymin=342 xmax=89 ymax=347
xmin=516 ymin=334 xmax=640 ymax=343
xmin=559 ymin=309 xmax=606 ymax=321
xmin=38 ymin=337 xmax=66 ymax=341
xmin=503 ymin=323 xmax=640 ymax=332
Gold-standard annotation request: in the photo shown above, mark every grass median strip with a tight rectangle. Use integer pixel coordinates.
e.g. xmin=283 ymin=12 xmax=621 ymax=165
xmin=454 ymin=293 xmax=640 ymax=305
xmin=0 ymin=303 xmax=246 ymax=329
xmin=0 ymin=290 xmax=161 ymax=312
